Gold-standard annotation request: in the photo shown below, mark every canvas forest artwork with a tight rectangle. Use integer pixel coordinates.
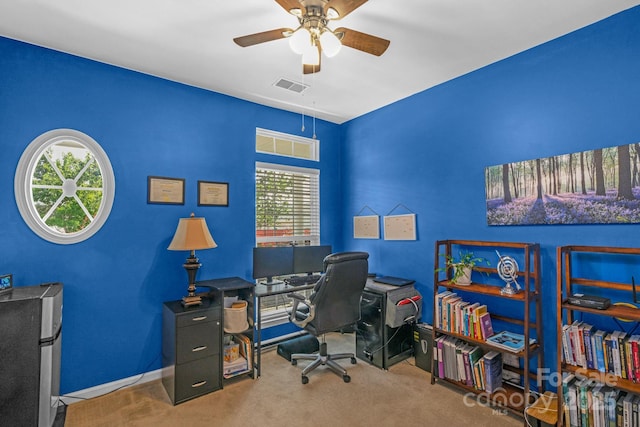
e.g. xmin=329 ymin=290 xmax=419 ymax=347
xmin=485 ymin=143 xmax=640 ymax=225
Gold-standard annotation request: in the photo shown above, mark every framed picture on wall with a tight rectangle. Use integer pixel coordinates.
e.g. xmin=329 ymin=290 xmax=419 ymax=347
xmin=147 ymin=176 xmax=185 ymax=205
xmin=198 ymin=181 xmax=229 ymax=207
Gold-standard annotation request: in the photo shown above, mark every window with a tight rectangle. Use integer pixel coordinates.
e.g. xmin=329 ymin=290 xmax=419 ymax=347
xmin=14 ymin=129 xmax=115 ymax=244
xmin=256 ymin=162 xmax=320 ymax=247
xmin=256 ymin=161 xmax=320 ymax=327
xmin=256 ymin=128 xmax=319 ymax=161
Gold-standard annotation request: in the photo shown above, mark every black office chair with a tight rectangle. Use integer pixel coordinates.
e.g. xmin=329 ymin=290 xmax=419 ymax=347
xmin=287 ymin=251 xmax=369 ymax=384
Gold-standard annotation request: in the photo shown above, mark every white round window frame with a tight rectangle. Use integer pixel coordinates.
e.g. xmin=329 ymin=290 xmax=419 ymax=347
xmin=14 ymin=129 xmax=115 ymax=245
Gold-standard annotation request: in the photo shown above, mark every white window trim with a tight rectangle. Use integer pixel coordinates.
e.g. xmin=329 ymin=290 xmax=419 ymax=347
xmin=14 ymin=129 xmax=115 ymax=244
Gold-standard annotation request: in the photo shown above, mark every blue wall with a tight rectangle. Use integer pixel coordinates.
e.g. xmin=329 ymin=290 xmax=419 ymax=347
xmin=2 ymin=5 xmax=640 ymax=394
xmin=0 ymin=37 xmax=343 ymax=393
xmin=341 ymin=6 xmax=640 ymax=372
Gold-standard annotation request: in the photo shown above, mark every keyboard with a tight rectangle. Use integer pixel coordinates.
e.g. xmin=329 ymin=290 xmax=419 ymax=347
xmin=284 ymin=275 xmax=321 ymax=287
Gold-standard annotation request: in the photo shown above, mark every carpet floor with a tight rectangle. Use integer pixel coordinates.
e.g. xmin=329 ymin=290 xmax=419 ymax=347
xmin=63 ymin=333 xmax=523 ymax=427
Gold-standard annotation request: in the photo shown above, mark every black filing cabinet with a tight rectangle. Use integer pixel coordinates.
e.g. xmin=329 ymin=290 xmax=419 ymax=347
xmin=356 ymin=282 xmax=414 ymax=370
xmin=162 ymin=298 xmax=222 ymax=405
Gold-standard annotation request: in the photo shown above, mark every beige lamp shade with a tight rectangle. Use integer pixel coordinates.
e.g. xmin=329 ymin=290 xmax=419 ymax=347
xmin=167 ymin=213 xmax=217 ymax=251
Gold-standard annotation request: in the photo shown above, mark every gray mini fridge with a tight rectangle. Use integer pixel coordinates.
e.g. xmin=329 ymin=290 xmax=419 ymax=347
xmin=0 ymin=282 xmax=63 ymax=427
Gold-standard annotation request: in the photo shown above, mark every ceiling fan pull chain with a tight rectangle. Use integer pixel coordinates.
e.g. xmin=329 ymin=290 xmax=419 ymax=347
xmin=312 ymin=101 xmax=316 ymax=139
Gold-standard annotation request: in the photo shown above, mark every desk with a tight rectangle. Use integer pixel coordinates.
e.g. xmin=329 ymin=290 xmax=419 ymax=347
xmin=254 ymin=281 xmax=316 ymax=377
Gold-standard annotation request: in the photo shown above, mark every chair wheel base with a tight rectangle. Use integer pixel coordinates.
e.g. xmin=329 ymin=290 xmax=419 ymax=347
xmin=343 ymin=374 xmax=351 ymax=383
xmin=302 ymin=375 xmax=309 ymax=384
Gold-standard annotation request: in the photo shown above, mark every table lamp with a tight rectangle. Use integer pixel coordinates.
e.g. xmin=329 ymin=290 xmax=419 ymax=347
xmin=168 ymin=213 xmax=217 ymax=307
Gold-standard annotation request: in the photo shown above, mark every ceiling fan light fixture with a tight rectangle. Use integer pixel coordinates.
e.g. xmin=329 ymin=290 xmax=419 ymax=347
xmin=320 ymin=30 xmax=341 ymax=57
xmin=289 ymin=28 xmax=311 ymax=54
xmin=326 ymin=7 xmax=340 ymax=20
xmin=302 ymin=43 xmax=320 ymax=66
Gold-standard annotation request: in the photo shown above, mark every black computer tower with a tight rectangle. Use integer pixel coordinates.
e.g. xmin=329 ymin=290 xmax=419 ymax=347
xmin=356 ymin=288 xmax=413 ymax=370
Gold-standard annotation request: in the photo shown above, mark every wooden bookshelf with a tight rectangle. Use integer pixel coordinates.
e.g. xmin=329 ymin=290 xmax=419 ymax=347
xmin=431 ymin=239 xmax=543 ymax=424
xmin=556 ymin=245 xmax=640 ymax=426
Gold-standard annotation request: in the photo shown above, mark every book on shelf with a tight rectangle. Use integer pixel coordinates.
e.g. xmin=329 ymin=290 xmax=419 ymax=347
xmin=434 ymin=291 xmax=451 ymax=329
xmin=581 ymin=323 xmax=595 ymax=370
xmin=561 ymin=373 xmax=577 ymax=426
xmin=472 ymin=305 xmax=487 ymax=340
xmin=482 ymin=350 xmax=502 ymax=394
xmin=591 ymin=383 xmax=604 ymax=427
xmin=478 ymin=312 xmax=494 ymax=340
xmin=455 ymin=341 xmax=467 ymax=383
xmin=443 ymin=295 xmax=461 ymax=332
xmin=435 ymin=335 xmax=446 ymax=379
xmin=593 ymin=329 xmax=607 ymax=373
xmin=623 ymin=393 xmax=635 ymax=427
xmin=435 ymin=292 xmax=496 ymax=342
xmin=576 ymin=378 xmax=592 ymax=427
xmin=463 ymin=302 xmax=479 ymax=337
xmin=234 ymin=333 xmax=253 ymax=371
xmin=616 ymin=392 xmax=626 ymax=427
xmin=485 ymin=330 xmax=535 ymax=353
xmin=223 ymin=355 xmax=248 ymax=377
xmin=565 ymin=326 xmax=640 ymax=383
xmin=473 ymin=359 xmax=484 ymax=390
xmin=561 ymin=378 xmax=640 ymax=427
xmin=434 ymin=335 xmax=490 ymax=390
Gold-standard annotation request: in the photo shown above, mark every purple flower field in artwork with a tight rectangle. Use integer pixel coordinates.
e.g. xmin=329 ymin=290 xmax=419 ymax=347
xmin=487 ymin=189 xmax=640 ymax=225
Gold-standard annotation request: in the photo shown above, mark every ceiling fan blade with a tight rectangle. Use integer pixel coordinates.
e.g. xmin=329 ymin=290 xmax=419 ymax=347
xmin=274 ymin=0 xmax=303 ymax=14
xmin=325 ymin=0 xmax=368 ymax=19
xmin=334 ymin=27 xmax=390 ymax=56
xmin=233 ymin=28 xmax=293 ymax=47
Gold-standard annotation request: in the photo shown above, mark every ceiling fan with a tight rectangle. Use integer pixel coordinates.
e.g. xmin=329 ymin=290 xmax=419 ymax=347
xmin=233 ymin=0 xmax=390 ymax=74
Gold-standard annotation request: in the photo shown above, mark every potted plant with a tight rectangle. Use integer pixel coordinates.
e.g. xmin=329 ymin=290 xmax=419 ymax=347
xmin=436 ymin=251 xmax=489 ymax=285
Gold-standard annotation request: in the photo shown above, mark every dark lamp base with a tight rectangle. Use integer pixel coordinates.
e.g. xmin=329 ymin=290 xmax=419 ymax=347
xmin=181 ymin=295 xmax=202 ymax=307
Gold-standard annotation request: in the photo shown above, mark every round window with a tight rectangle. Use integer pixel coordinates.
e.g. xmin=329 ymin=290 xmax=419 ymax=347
xmin=14 ymin=129 xmax=115 ymax=244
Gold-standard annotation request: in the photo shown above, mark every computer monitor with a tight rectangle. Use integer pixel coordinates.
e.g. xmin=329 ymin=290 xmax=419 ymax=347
xmin=293 ymin=245 xmax=332 ymax=275
xmin=252 ymin=247 xmax=294 ymax=284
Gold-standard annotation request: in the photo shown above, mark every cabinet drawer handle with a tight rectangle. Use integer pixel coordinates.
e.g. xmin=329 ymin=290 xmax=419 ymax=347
xmin=192 ymin=346 xmax=207 ymax=352
xmin=191 ymin=381 xmax=207 ymax=388
xmin=191 ymin=316 xmax=207 ymax=322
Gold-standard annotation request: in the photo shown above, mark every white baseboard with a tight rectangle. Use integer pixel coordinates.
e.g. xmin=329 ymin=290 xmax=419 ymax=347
xmin=59 ymin=330 xmax=310 ymax=405
xmin=59 ymin=368 xmax=163 ymax=405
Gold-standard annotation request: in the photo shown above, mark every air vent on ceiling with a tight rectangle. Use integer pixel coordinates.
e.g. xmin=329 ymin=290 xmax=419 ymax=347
xmin=273 ymin=78 xmax=309 ymax=94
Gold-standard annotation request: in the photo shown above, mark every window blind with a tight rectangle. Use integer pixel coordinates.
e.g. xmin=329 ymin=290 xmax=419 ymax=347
xmin=256 ymin=163 xmax=319 ymax=246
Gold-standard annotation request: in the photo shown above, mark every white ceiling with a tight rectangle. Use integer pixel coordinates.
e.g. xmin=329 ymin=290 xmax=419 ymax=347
xmin=1 ymin=0 xmax=639 ymax=124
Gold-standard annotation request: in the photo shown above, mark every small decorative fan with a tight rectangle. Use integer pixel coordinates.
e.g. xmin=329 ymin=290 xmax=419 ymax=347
xmin=496 ymin=250 xmax=521 ymax=296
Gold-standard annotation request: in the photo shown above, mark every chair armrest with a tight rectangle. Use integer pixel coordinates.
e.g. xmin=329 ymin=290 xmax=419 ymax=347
xmin=287 ymin=292 xmax=315 ymax=328
xmin=287 ymin=292 xmax=307 ymax=301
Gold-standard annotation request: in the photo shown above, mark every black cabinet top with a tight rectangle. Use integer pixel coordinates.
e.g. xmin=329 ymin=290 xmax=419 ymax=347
xmin=197 ymin=277 xmax=254 ymax=292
